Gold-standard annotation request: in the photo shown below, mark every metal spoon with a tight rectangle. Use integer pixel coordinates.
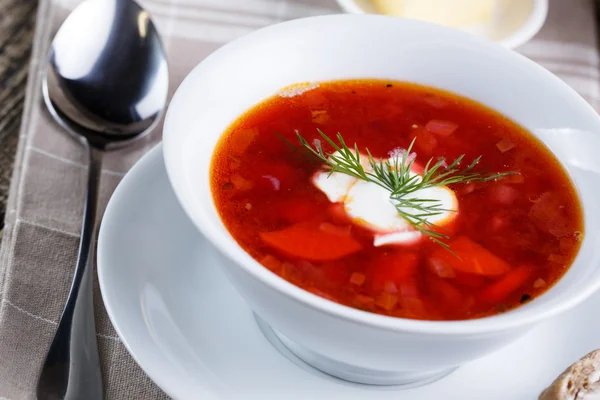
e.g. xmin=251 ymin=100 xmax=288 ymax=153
xmin=36 ymin=0 xmax=168 ymax=398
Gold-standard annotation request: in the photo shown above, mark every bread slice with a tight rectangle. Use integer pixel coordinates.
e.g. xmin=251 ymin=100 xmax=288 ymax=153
xmin=539 ymin=350 xmax=600 ymax=399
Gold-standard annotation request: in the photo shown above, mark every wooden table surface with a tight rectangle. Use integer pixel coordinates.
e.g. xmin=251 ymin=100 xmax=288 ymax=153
xmin=0 ymin=0 xmax=37 ymax=232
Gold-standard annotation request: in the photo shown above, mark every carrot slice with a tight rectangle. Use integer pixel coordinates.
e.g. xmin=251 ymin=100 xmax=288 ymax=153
xmin=260 ymin=223 xmax=362 ymax=261
xmin=430 ymin=236 xmax=511 ymax=276
xmin=479 ymin=265 xmax=533 ymax=303
xmin=349 ymin=272 xmax=366 ymax=286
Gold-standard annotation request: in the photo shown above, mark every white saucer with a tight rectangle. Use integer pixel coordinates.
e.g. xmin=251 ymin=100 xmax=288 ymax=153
xmin=98 ymin=144 xmax=600 ymax=400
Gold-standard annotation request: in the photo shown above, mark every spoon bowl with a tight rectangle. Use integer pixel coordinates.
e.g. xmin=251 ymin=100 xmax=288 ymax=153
xmin=43 ymin=0 xmax=168 ymax=146
xmin=37 ymin=1 xmax=168 ymax=399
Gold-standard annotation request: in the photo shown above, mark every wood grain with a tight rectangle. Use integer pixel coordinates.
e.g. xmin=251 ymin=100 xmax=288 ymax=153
xmin=0 ymin=0 xmax=38 ymax=229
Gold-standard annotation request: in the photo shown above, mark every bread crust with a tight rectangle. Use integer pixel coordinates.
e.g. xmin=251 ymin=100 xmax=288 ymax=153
xmin=539 ymin=350 xmax=600 ymax=400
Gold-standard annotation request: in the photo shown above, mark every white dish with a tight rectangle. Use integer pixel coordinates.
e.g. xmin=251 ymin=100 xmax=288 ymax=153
xmin=98 ymin=145 xmax=600 ymax=399
xmin=335 ymin=0 xmax=548 ymax=49
xmin=162 ymin=14 xmax=600 ymax=385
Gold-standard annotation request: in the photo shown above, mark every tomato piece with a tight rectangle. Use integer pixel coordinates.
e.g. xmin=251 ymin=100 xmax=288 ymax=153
xmin=425 ymin=120 xmax=458 ymax=136
xmin=430 ymin=236 xmax=511 ymax=276
xmin=260 ymin=223 xmax=362 ymax=261
xmin=369 ymin=252 xmax=419 ymax=291
xmin=495 ymin=137 xmax=516 ymax=153
xmin=479 ymin=265 xmax=533 ymax=303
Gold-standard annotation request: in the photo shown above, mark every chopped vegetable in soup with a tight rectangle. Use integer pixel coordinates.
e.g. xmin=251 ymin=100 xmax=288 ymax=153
xmin=210 ymin=79 xmax=583 ymax=321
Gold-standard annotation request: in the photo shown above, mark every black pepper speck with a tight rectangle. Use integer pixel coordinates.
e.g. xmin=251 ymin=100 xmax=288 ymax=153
xmin=520 ymin=294 xmax=531 ymax=304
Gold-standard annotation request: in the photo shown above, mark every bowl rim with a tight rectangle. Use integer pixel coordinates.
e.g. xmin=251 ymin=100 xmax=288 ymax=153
xmin=334 ymin=0 xmax=549 ymax=50
xmin=163 ymin=13 xmax=600 ymax=336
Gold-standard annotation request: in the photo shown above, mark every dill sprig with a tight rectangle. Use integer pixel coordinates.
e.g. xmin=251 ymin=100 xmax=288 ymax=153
xmin=296 ymin=129 xmax=516 ymax=250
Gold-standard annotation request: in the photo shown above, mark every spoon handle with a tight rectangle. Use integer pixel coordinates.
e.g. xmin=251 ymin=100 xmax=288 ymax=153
xmin=37 ymin=146 xmax=103 ymax=400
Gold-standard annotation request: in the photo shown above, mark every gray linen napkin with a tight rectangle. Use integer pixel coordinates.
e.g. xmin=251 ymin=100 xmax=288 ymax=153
xmin=0 ymin=0 xmax=598 ymax=399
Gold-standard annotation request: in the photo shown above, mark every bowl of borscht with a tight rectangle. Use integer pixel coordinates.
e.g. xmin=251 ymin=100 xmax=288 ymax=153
xmin=162 ymin=14 xmax=600 ymax=386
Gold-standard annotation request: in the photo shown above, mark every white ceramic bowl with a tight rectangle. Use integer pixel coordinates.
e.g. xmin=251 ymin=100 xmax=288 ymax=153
xmin=336 ymin=0 xmax=548 ymax=49
xmin=163 ymin=14 xmax=600 ymax=386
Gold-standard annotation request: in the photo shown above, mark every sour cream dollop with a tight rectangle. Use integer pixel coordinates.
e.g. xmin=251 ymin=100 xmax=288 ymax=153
xmin=312 ymin=150 xmax=458 ymax=246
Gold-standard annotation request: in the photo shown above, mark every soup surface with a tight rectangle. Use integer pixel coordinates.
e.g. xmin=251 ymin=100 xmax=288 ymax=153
xmin=210 ymin=80 xmax=583 ymax=321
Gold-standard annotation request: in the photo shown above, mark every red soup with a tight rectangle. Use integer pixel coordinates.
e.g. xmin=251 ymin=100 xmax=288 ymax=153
xmin=210 ymin=80 xmax=583 ymax=321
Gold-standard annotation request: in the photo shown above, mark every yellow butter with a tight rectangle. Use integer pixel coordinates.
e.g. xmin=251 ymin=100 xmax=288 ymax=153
xmin=371 ymin=0 xmax=495 ymax=29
